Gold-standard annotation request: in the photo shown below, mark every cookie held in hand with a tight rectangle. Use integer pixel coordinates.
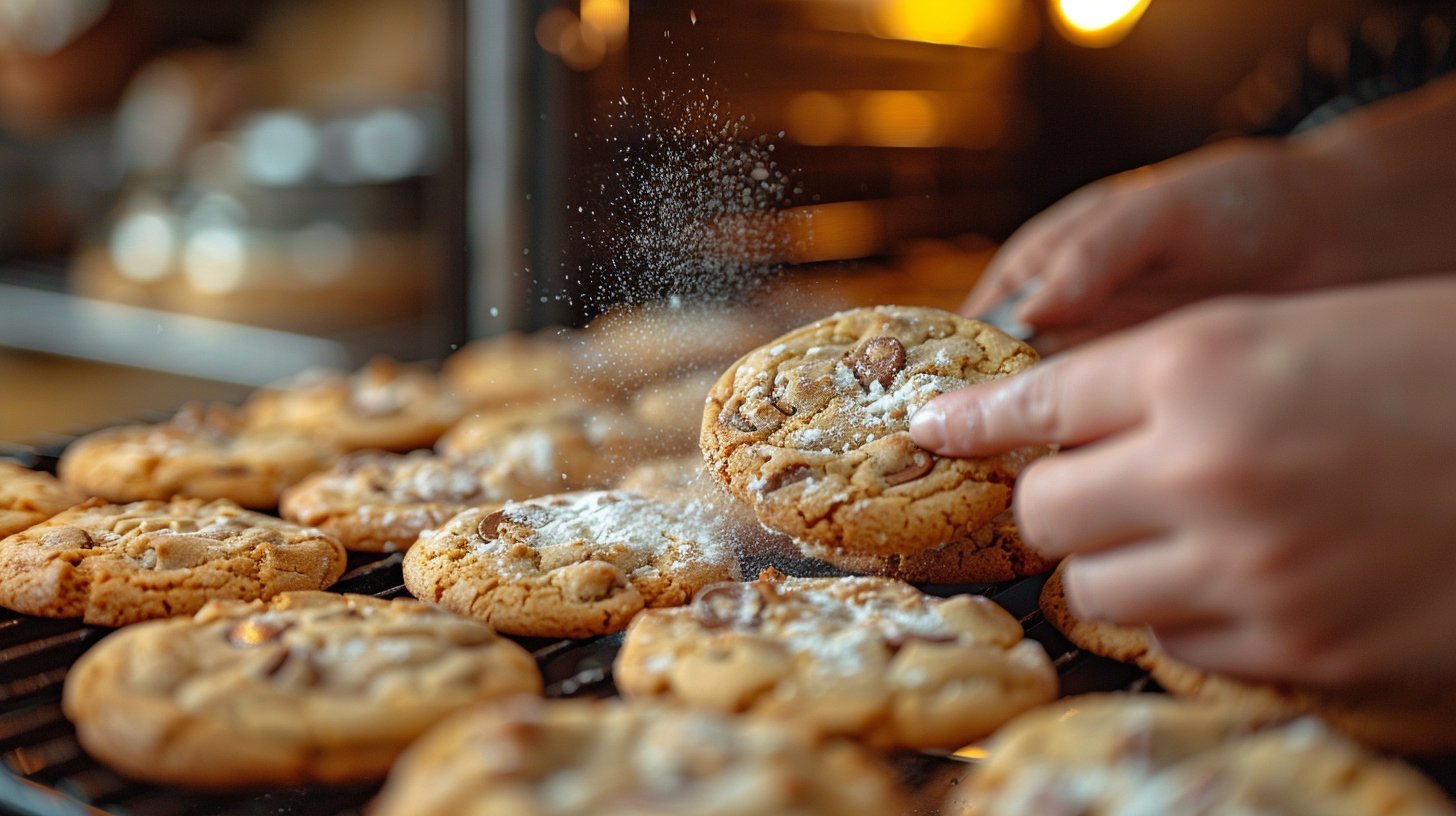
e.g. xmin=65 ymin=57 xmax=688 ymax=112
xmin=701 ymin=305 xmax=1046 ymax=556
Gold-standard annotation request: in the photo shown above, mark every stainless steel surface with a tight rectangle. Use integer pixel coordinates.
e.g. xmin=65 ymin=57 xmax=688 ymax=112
xmin=0 ymin=281 xmax=352 ymax=387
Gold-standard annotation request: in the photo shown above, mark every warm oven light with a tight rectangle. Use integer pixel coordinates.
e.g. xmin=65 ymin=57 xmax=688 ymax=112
xmin=868 ymin=0 xmax=1022 ymax=50
xmin=1050 ymin=0 xmax=1150 ymax=48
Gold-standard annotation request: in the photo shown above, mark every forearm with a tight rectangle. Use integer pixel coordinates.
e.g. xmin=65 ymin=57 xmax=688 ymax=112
xmin=1294 ymin=75 xmax=1456 ymax=283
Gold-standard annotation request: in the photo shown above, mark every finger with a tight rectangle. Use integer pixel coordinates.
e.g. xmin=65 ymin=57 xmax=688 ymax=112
xmin=960 ymin=188 xmax=1108 ymax=317
xmin=1063 ymin=543 xmax=1226 ymax=630
xmin=1012 ymin=434 xmax=1166 ymax=559
xmin=1149 ymin=620 xmax=1282 ymax=683
xmin=1016 ymin=198 xmax=1177 ymax=328
xmin=1029 ymin=326 xmax=1104 ymax=357
xmin=909 ymin=329 xmax=1151 ymax=457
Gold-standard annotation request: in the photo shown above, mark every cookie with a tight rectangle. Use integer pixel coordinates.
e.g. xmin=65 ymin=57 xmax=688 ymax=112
xmin=63 ymin=591 xmax=542 ymax=788
xmin=442 ymin=330 xmax=588 ymax=408
xmin=0 ymin=498 xmax=346 ymax=626
xmin=953 ymin=694 xmax=1456 ymax=815
xmin=246 ymin=356 xmax=464 ymax=452
xmin=370 ymin=697 xmax=909 ymax=816
xmin=701 ymin=305 xmax=1045 ymax=556
xmin=280 ymin=451 xmax=506 ymax=552
xmin=617 ymin=454 xmax=796 ymax=560
xmin=58 ymin=403 xmax=341 ymax=509
xmin=797 ymin=511 xmax=1058 ymax=584
xmin=402 ymin=491 xmax=739 ymax=638
xmin=1041 ymin=560 xmax=1456 ymax=754
xmin=438 ymin=404 xmax=666 ymax=496
xmin=0 ymin=461 xmax=86 ymax=538
xmin=614 ymin=568 xmax=1057 ymax=750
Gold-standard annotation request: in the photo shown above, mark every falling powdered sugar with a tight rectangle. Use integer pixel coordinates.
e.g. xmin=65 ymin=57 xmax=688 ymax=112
xmin=481 ymin=491 xmax=735 ymax=575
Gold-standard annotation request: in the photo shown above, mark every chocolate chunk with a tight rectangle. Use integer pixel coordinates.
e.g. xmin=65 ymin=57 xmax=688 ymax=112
xmin=42 ymin=526 xmax=94 ymax=550
xmin=849 ymin=336 xmax=906 ymax=389
xmin=691 ymin=582 xmax=759 ymax=628
xmin=760 ymin=463 xmax=813 ymax=493
xmin=884 ymin=449 xmax=934 ymax=486
xmin=228 ymin=618 xmax=292 ymax=647
xmin=476 ymin=510 xmax=507 ymax=540
xmin=721 ymin=401 xmax=789 ymax=434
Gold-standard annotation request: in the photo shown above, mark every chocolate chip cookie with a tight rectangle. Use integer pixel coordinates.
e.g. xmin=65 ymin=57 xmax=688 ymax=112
xmin=438 ymin=405 xmax=670 ymax=498
xmin=701 ymin=305 xmax=1045 ymax=556
xmin=1042 ymin=560 xmax=1456 ymax=754
xmin=371 ymin=697 xmax=909 ymax=816
xmin=952 ymin=694 xmax=1456 ymax=815
xmin=614 ymin=569 xmax=1057 ymax=750
xmin=280 ymin=451 xmax=506 ymax=552
xmin=63 ymin=591 xmax=543 ymax=787
xmin=797 ymin=511 xmax=1058 ymax=584
xmin=0 ymin=498 xmax=346 ymax=626
xmin=0 ymin=461 xmax=86 ymax=538
xmin=442 ymin=329 xmax=589 ymax=408
xmin=246 ymin=356 xmax=464 ymax=452
xmin=58 ymin=403 xmax=341 ymax=509
xmin=403 ymin=491 xmax=739 ymax=638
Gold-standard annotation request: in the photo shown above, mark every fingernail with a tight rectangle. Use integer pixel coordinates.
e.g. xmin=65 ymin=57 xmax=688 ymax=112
xmin=909 ymin=403 xmax=948 ymax=450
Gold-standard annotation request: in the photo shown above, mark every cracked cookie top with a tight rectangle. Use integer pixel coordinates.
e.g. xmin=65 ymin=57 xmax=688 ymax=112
xmin=0 ymin=497 xmax=345 ymax=626
xmin=0 ymin=461 xmax=86 ymax=538
xmin=280 ymin=450 xmax=507 ymax=552
xmin=372 ymin=697 xmax=909 ymax=816
xmin=62 ymin=591 xmax=543 ymax=788
xmin=402 ymin=490 xmax=739 ymax=638
xmin=58 ymin=403 xmax=341 ymax=509
xmin=614 ymin=569 xmax=1057 ymax=750
xmin=701 ymin=306 xmax=1045 ymax=555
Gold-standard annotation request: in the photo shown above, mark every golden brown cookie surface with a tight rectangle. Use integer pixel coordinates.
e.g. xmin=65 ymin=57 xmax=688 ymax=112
xmin=280 ymin=450 xmax=505 ymax=552
xmin=0 ymin=461 xmax=86 ymax=538
xmin=0 ymin=497 xmax=346 ymax=626
xmin=371 ymin=697 xmax=909 ymax=816
xmin=701 ymin=306 xmax=1044 ymax=556
xmin=402 ymin=491 xmax=738 ymax=638
xmin=614 ymin=569 xmax=1057 ymax=750
xmin=63 ymin=591 xmax=542 ymax=788
xmin=797 ymin=510 xmax=1058 ymax=584
xmin=246 ymin=357 xmax=463 ymax=452
xmin=58 ymin=404 xmax=340 ymax=509
xmin=438 ymin=404 xmax=666 ymax=497
xmin=953 ymin=694 xmax=1456 ymax=815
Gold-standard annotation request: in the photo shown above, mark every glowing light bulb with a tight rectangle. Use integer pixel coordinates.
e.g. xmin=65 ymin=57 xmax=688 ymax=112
xmin=1051 ymin=0 xmax=1150 ymax=47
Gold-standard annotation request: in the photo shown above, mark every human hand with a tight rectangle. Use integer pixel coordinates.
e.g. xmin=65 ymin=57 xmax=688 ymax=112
xmin=962 ymin=139 xmax=1359 ymax=353
xmin=915 ymin=277 xmax=1456 ymax=689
